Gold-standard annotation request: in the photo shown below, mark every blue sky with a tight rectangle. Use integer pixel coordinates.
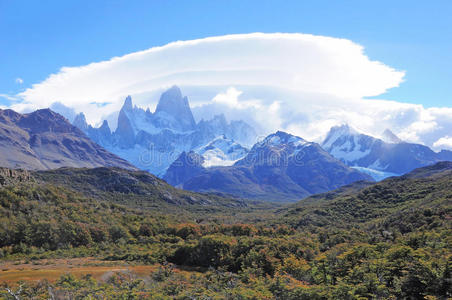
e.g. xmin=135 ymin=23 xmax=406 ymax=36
xmin=1 ymin=0 xmax=451 ymax=107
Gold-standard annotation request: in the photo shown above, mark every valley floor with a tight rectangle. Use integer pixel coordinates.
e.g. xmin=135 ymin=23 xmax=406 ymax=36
xmin=0 ymin=258 xmax=162 ymax=285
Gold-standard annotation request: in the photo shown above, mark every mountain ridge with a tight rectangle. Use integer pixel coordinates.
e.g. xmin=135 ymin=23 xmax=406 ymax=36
xmin=73 ymin=86 xmax=256 ymax=176
xmin=322 ymin=124 xmax=452 ymax=178
xmin=0 ymin=108 xmax=136 ymax=171
xmin=164 ymin=131 xmax=373 ymax=201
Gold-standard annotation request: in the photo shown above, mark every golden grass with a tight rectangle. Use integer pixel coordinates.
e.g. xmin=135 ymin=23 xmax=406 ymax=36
xmin=0 ymin=258 xmax=160 ymax=285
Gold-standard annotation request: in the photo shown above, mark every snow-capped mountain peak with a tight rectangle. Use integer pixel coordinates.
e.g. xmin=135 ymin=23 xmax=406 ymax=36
xmin=260 ymin=131 xmax=310 ymax=149
xmin=321 ymin=124 xmax=378 ymax=166
xmin=322 ymin=124 xmax=452 ymax=180
xmin=236 ymin=131 xmax=314 ymax=168
xmin=322 ymin=124 xmax=360 ymax=149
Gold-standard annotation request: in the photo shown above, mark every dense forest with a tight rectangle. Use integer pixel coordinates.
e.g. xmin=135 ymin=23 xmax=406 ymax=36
xmin=0 ymin=163 xmax=450 ymax=299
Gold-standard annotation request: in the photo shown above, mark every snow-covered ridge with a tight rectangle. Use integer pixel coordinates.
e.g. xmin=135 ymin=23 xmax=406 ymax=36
xmin=321 ymin=123 xmax=452 ymax=180
xmin=195 ymin=135 xmax=249 ymax=167
xmin=240 ymin=131 xmax=315 ymax=166
xmin=259 ymin=131 xmax=310 ymax=148
xmin=322 ymin=124 xmax=377 ymax=163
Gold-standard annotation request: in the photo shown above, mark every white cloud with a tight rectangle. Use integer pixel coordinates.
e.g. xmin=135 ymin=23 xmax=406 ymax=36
xmin=212 ymin=87 xmax=261 ymax=110
xmin=5 ymin=33 xmax=452 ymax=151
xmin=15 ymin=78 xmax=24 ymax=84
xmin=433 ymin=136 xmax=452 ymax=151
xmin=15 ymin=33 xmax=403 ymax=123
xmin=194 ymin=87 xmax=452 ymax=150
xmin=0 ymin=94 xmax=20 ymax=101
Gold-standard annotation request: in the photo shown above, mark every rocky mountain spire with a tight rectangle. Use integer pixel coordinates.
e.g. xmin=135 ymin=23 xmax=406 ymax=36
xmin=122 ymin=95 xmax=133 ymax=111
xmin=115 ymin=96 xmax=135 ymax=148
xmin=73 ymin=112 xmax=89 ymax=132
xmin=154 ymin=86 xmax=196 ymax=131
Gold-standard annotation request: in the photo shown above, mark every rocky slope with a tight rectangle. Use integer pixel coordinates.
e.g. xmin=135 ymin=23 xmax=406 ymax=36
xmin=0 ymin=108 xmax=136 ymax=170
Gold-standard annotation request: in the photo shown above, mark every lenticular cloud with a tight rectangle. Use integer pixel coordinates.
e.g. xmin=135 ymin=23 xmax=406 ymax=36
xmin=16 ymin=33 xmax=404 ymax=122
xmin=10 ymin=33 xmax=452 ymax=151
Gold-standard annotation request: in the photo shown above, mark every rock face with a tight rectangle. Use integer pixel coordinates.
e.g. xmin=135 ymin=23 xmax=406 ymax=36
xmin=154 ymin=86 xmax=196 ymax=132
xmin=0 ymin=108 xmax=136 ymax=171
xmin=322 ymin=124 xmax=452 ymax=179
xmin=0 ymin=167 xmax=31 ymax=186
xmin=74 ymin=86 xmax=256 ymax=176
xmin=116 ymin=99 xmax=136 ymax=148
xmin=164 ymin=131 xmax=373 ymax=202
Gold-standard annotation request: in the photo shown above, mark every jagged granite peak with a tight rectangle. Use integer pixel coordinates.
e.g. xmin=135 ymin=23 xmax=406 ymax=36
xmin=154 ymin=85 xmax=196 ymax=131
xmin=155 ymin=86 xmax=184 ymax=113
xmin=382 ymin=129 xmax=402 ymax=144
xmin=73 ymin=116 xmax=113 ymax=147
xmin=99 ymin=120 xmax=111 ymax=135
xmin=116 ymin=102 xmax=135 ymax=148
xmin=73 ymin=112 xmax=89 ymax=132
xmin=122 ymin=95 xmax=133 ymax=111
xmin=74 ymin=87 xmax=258 ymax=176
xmin=0 ymin=108 xmax=136 ymax=171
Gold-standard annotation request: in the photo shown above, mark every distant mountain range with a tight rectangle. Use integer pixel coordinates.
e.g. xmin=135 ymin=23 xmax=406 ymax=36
xmin=1 ymin=86 xmax=451 ymax=204
xmin=73 ymin=86 xmax=256 ymax=176
xmin=0 ymin=108 xmax=135 ymax=170
xmin=164 ymin=131 xmax=372 ymax=201
xmin=322 ymin=124 xmax=452 ymax=180
xmin=71 ymin=87 xmax=452 ymax=183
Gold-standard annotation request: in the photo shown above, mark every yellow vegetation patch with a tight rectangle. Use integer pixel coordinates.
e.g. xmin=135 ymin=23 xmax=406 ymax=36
xmin=0 ymin=258 xmax=160 ymax=285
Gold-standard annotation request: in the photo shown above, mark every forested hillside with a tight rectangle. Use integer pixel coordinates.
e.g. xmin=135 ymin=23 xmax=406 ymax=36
xmin=0 ymin=163 xmax=450 ymax=299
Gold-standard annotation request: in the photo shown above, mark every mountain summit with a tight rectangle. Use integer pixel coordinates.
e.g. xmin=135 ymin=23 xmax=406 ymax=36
xmin=322 ymin=124 xmax=452 ymax=178
xmin=154 ymin=86 xmax=196 ymax=131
